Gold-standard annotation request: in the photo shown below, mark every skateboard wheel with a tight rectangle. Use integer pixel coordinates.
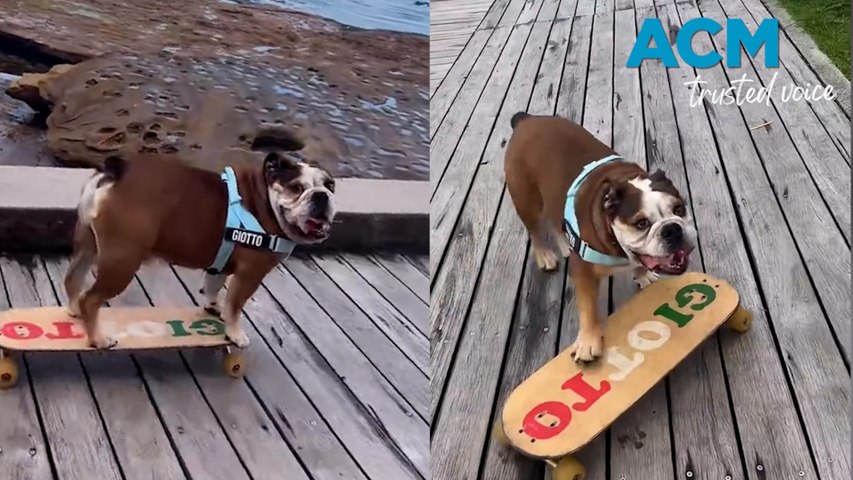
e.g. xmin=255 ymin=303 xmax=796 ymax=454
xmin=223 ymin=353 xmax=245 ymax=378
xmin=550 ymin=455 xmax=585 ymax=480
xmin=0 ymin=357 xmax=19 ymax=389
xmin=725 ymin=306 xmax=752 ymax=333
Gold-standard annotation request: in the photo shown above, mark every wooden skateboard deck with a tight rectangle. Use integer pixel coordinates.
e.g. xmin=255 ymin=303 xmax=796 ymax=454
xmin=501 ymin=272 xmax=743 ymax=459
xmin=0 ymin=306 xmax=231 ymax=351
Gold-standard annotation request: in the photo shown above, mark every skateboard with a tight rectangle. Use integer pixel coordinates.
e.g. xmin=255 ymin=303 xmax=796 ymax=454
xmin=496 ymin=272 xmax=751 ymax=480
xmin=0 ymin=306 xmax=246 ymax=389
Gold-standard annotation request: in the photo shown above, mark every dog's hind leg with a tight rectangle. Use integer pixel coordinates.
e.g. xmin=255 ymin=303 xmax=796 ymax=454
xmin=542 ymin=190 xmax=573 ymax=259
xmin=65 ymin=223 xmax=98 ymax=317
xmin=77 ymin=244 xmax=145 ymax=349
xmin=506 ymin=171 xmax=557 ymax=271
xmin=200 ymin=273 xmax=227 ymax=316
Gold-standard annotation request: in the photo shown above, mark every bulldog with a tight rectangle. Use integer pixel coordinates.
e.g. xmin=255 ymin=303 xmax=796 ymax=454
xmin=64 ymin=151 xmax=336 ymax=349
xmin=503 ymin=112 xmax=696 ymax=362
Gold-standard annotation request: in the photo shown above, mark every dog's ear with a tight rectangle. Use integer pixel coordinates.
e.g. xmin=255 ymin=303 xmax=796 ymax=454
xmin=648 ymin=169 xmax=668 ymax=183
xmin=263 ymin=152 xmax=301 ymax=184
xmin=603 ymin=181 xmax=625 ymax=217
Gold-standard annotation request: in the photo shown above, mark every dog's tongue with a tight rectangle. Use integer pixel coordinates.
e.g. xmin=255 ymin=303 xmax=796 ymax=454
xmin=640 ymin=248 xmax=687 ymax=269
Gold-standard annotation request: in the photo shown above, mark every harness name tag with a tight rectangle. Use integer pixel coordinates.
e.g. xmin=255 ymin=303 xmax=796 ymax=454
xmin=225 ymin=228 xmax=272 ymax=250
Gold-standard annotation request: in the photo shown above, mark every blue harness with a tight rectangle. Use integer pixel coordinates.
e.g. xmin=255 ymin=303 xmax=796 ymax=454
xmin=563 ymin=155 xmax=631 ymax=267
xmin=207 ymin=167 xmax=297 ymax=274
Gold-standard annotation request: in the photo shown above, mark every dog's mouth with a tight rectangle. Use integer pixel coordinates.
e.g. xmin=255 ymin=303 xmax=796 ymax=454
xmin=299 ymin=217 xmax=330 ymax=240
xmin=635 ymin=247 xmax=692 ymax=275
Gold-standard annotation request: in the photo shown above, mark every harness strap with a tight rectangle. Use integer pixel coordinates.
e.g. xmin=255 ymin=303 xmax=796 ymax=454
xmin=207 ymin=167 xmax=296 ymax=274
xmin=563 ymin=154 xmax=631 ymax=267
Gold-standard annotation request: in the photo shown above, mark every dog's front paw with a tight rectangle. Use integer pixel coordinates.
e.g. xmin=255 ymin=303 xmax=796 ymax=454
xmin=633 ymin=269 xmax=661 ymax=290
xmin=225 ymin=324 xmax=250 ymax=348
xmin=569 ymin=328 xmax=604 ymax=363
xmin=90 ymin=334 xmax=118 ymax=350
xmin=534 ymin=248 xmax=559 ymax=271
xmin=67 ymin=300 xmax=81 ymax=318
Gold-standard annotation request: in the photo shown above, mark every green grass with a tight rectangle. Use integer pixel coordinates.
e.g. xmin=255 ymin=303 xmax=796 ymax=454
xmin=775 ymin=0 xmax=850 ymax=77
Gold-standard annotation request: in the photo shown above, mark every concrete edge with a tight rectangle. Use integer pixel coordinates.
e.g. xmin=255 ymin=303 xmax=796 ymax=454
xmin=0 ymin=166 xmax=428 ymax=254
xmin=762 ymin=0 xmax=851 ymax=116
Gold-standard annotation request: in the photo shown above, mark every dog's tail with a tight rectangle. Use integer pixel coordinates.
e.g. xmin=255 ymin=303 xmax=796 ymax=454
xmin=101 ymin=155 xmax=127 ymax=181
xmin=510 ymin=111 xmax=530 ymax=129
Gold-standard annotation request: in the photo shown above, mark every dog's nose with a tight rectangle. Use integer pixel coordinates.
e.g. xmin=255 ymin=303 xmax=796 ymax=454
xmin=310 ymin=191 xmax=329 ymax=217
xmin=661 ymin=223 xmax=683 ymax=246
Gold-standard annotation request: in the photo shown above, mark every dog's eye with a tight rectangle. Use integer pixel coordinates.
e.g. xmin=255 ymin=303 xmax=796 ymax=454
xmin=635 ymin=219 xmax=650 ymax=230
xmin=324 ymin=181 xmax=335 ymax=192
xmin=673 ymin=205 xmax=686 ymax=216
xmin=289 ymin=183 xmax=304 ymax=195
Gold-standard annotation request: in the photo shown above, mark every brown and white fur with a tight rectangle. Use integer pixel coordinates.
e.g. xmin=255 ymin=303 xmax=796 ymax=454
xmin=64 ymin=151 xmax=336 ymax=349
xmin=504 ymin=113 xmax=697 ymax=363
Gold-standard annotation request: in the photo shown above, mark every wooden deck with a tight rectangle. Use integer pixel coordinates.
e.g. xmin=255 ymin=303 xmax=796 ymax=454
xmin=430 ymin=0 xmax=851 ymax=478
xmin=0 ymin=252 xmax=429 ymax=480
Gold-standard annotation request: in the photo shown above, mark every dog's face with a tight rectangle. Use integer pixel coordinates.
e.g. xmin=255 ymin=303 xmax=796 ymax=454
xmin=604 ymin=170 xmax=697 ymax=275
xmin=263 ymin=152 xmax=336 ymax=244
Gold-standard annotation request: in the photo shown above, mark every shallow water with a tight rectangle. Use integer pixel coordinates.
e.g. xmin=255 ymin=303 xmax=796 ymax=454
xmin=227 ymin=0 xmax=429 ymax=36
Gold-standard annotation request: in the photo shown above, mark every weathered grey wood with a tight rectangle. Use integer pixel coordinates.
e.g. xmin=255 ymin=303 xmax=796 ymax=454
xmin=661 ymin=4 xmax=822 ymax=478
xmin=340 ymin=254 xmax=429 ymax=334
xmin=373 ymin=254 xmax=429 ymax=304
xmin=479 ymin=17 xmax=574 ymax=479
xmin=0 ymin=256 xmax=124 ymax=480
xmin=405 ymin=255 xmax=429 ymax=276
xmin=430 ymin=22 xmax=544 ymax=422
xmin=710 ymin=0 xmax=850 ymax=242
xmin=675 ymin=3 xmax=849 ymax=478
xmin=555 ymin=14 xmax=593 ymax=123
xmin=480 ymin=0 xmax=512 ymax=30
xmin=165 ymin=267 xmax=368 ymax=480
xmin=284 ymin=257 xmax=428 ymax=419
xmin=497 ymin=0 xmax=534 ymax=27
xmin=41 ymin=257 xmax=186 ymax=480
xmin=536 ymin=0 xmax=562 ymax=21
xmin=0 ymin=259 xmax=53 ymax=480
xmin=260 ymin=264 xmax=429 ymax=478
xmin=736 ymin=0 xmax=851 ymax=161
xmin=309 ymin=255 xmax=428 ymax=370
xmin=134 ymin=265 xmax=314 ymax=480
xmin=555 ymin=0 xmax=579 ymax=19
xmin=574 ymin=0 xmax=596 ymax=16
xmin=431 ymin=193 xmax=530 ymax=480
xmin=430 ymin=30 xmax=491 ymax=134
xmin=429 ymin=25 xmax=513 ymax=199
xmin=516 ymin=0 xmax=545 ymax=24
xmin=430 ymin=25 xmax=532 ymax=278
xmin=696 ymin=0 xmax=851 ymax=360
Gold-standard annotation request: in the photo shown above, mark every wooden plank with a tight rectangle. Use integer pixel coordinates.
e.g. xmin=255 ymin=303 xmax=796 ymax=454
xmin=133 ymin=265 xmax=314 ymax=480
xmin=284 ymin=256 xmax=428 ymax=419
xmin=598 ymin=5 xmax=675 ymax=477
xmin=0 ymin=258 xmax=54 ymax=480
xmin=42 ymin=258 xmax=186 ymax=480
xmin=659 ymin=4 xmax=819 ymax=477
xmin=341 ymin=254 xmax=428 ymax=319
xmin=497 ymin=0 xmax=534 ymax=27
xmin=430 ymin=25 xmax=531 ymax=277
xmin=431 ymin=191 xmax=530 ymax=480
xmin=429 ymin=26 xmax=513 ymax=181
xmin=479 ymin=17 xmax=574 ymax=480
xmin=0 ymin=256 xmax=124 ymax=480
xmin=697 ymin=0 xmax=851 ymax=360
xmin=310 ymin=255 xmax=428 ymax=363
xmin=516 ymin=0 xmax=545 ymax=24
xmin=556 ymin=0 xmax=579 ymax=19
xmin=429 ymin=29 xmax=491 ymax=110
xmin=162 ymin=267 xmax=368 ymax=480
xmin=736 ymin=0 xmax=851 ymax=160
xmin=711 ymin=0 xmax=850 ymax=242
xmin=430 ymin=21 xmax=543 ymax=422
xmin=536 ymin=0 xmax=562 ymax=21
xmin=555 ymin=14 xmax=593 ymax=123
xmin=676 ymin=2 xmax=850 ymax=477
xmin=260 ymin=263 xmax=429 ymax=477
xmin=373 ymin=254 xmax=429 ymax=304
xmin=480 ymin=0 xmax=513 ymax=30
xmin=406 ymin=255 xmax=429 ymax=276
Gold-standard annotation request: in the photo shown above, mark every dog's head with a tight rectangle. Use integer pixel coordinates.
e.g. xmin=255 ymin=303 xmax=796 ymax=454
xmin=603 ymin=169 xmax=697 ymax=274
xmin=263 ymin=152 xmax=336 ymax=244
